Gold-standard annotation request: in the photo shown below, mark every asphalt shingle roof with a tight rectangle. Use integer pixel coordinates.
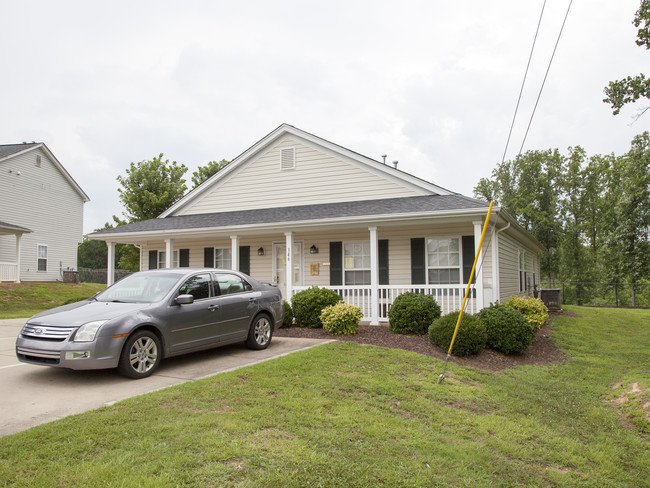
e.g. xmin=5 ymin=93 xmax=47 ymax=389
xmin=0 ymin=143 xmax=40 ymax=160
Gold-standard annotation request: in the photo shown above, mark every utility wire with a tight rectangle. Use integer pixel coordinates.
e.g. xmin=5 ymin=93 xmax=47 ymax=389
xmin=501 ymin=0 xmax=547 ymax=164
xmin=518 ymin=0 xmax=573 ymax=156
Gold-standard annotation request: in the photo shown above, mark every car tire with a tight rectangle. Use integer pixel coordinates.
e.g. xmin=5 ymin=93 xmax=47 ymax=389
xmin=117 ymin=330 xmax=162 ymax=379
xmin=245 ymin=313 xmax=273 ymax=350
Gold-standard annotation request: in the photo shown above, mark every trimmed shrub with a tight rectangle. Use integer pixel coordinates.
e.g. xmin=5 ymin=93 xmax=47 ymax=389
xmin=388 ymin=292 xmax=442 ymax=335
xmin=477 ymin=303 xmax=535 ymax=354
xmin=291 ymin=287 xmax=343 ymax=328
xmin=428 ymin=311 xmax=486 ymax=356
xmin=281 ymin=300 xmax=294 ymax=328
xmin=503 ymin=295 xmax=549 ymax=329
xmin=320 ymin=302 xmax=363 ymax=335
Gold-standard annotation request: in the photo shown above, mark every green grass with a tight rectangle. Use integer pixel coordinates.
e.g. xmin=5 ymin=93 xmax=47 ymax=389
xmin=0 ymin=306 xmax=648 ymax=487
xmin=0 ymin=282 xmax=105 ymax=319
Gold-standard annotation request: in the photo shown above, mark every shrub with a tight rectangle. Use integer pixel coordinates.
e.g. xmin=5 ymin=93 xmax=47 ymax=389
xmin=388 ymin=292 xmax=442 ymax=335
xmin=428 ymin=311 xmax=486 ymax=356
xmin=320 ymin=302 xmax=363 ymax=335
xmin=281 ymin=300 xmax=294 ymax=328
xmin=503 ymin=295 xmax=549 ymax=329
xmin=291 ymin=287 xmax=342 ymax=328
xmin=477 ymin=303 xmax=535 ymax=354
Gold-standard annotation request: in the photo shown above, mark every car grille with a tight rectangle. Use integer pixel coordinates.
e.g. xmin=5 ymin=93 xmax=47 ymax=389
xmin=21 ymin=325 xmax=75 ymax=342
xmin=16 ymin=346 xmax=61 ymax=365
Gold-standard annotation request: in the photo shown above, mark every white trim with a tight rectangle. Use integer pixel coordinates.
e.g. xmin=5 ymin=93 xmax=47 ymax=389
xmin=425 ymin=235 xmax=462 ymax=285
xmin=36 ymin=244 xmax=48 ymax=272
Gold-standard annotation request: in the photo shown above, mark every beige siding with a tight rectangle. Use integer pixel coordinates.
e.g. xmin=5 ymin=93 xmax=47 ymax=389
xmin=179 ymin=137 xmax=426 ymax=216
xmin=0 ymin=148 xmax=84 ymax=281
xmin=498 ymin=232 xmax=541 ymax=301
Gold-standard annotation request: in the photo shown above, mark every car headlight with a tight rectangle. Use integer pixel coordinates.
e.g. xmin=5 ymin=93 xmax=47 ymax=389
xmin=73 ymin=320 xmax=107 ymax=342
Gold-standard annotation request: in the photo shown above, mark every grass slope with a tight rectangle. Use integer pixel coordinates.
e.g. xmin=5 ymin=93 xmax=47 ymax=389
xmin=0 ymin=306 xmax=648 ymax=487
xmin=0 ymin=282 xmax=105 ymax=319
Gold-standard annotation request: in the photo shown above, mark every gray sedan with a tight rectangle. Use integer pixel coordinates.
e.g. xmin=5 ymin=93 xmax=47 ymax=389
xmin=16 ymin=269 xmax=284 ymax=378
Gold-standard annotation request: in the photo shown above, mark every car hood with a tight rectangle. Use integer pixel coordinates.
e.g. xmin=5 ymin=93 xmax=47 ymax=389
xmin=27 ymin=301 xmax=151 ymax=327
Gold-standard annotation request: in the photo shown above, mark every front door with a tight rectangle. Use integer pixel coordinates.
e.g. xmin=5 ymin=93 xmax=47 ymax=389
xmin=273 ymin=243 xmax=303 ymax=290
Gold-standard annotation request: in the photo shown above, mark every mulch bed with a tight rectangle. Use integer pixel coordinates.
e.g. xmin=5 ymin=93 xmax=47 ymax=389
xmin=275 ymin=311 xmax=572 ymax=371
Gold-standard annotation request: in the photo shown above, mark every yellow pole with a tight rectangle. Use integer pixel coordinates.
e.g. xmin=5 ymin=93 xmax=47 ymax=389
xmin=438 ymin=201 xmax=494 ymax=384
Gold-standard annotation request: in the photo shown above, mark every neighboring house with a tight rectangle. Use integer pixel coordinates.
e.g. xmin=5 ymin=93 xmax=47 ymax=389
xmin=0 ymin=143 xmax=89 ymax=282
xmin=88 ymin=124 xmax=543 ymax=323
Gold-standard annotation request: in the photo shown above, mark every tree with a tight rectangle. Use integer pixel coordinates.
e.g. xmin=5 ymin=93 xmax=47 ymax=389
xmin=604 ymin=1 xmax=650 ymax=117
xmin=191 ymin=159 xmax=230 ymax=189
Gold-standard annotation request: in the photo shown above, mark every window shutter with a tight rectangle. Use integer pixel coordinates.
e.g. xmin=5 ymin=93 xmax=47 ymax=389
xmin=329 ymin=241 xmax=343 ymax=286
xmin=379 ymin=239 xmax=389 ymax=285
xmin=462 ymin=235 xmax=476 ymax=284
xmin=148 ymin=250 xmax=158 ymax=270
xmin=281 ymin=148 xmax=295 ymax=170
xmin=410 ymin=238 xmax=426 ymax=284
xmin=204 ymin=247 xmax=214 ymax=268
xmin=179 ymin=249 xmax=190 ymax=267
xmin=239 ymin=246 xmax=250 ymax=275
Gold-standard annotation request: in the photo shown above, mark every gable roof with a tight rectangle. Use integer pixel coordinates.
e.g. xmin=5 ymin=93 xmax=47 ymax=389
xmin=160 ymin=124 xmax=456 ymax=218
xmin=0 ymin=143 xmax=90 ymax=203
xmin=0 ymin=220 xmax=33 ymax=236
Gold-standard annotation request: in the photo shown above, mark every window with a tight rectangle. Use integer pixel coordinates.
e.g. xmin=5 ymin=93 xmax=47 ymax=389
xmin=281 ymin=148 xmax=295 ymax=170
xmin=214 ymin=248 xmax=232 ymax=269
xmin=427 ymin=238 xmax=460 ymax=284
xmin=216 ymin=273 xmax=252 ymax=295
xmin=158 ymin=251 xmax=166 ymax=269
xmin=178 ymin=273 xmax=213 ymax=300
xmin=344 ymin=242 xmax=370 ymax=285
xmin=519 ymin=250 xmax=527 ymax=292
xmin=37 ymin=245 xmax=47 ymax=272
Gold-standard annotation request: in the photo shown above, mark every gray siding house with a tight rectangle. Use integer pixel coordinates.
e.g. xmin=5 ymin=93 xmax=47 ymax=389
xmin=89 ymin=124 xmax=543 ymax=323
xmin=0 ymin=143 xmax=89 ymax=282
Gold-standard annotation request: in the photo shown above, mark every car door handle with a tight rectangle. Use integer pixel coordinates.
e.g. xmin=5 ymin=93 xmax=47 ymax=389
xmin=208 ymin=304 xmax=220 ymax=312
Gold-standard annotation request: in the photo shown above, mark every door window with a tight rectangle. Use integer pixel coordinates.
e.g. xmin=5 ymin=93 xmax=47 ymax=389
xmin=216 ymin=273 xmax=252 ymax=295
xmin=178 ymin=273 xmax=214 ymax=300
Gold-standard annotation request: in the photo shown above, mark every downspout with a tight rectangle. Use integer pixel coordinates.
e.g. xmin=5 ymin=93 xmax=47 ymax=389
xmin=494 ymin=214 xmax=511 ymax=303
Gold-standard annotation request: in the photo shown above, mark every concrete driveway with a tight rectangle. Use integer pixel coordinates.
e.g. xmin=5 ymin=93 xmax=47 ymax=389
xmin=0 ymin=319 xmax=332 ymax=437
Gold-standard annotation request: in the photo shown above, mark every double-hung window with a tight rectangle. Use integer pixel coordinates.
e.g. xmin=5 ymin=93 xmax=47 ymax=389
xmin=343 ymin=241 xmax=370 ymax=285
xmin=214 ymin=248 xmax=232 ymax=269
xmin=427 ymin=238 xmax=460 ymax=284
xmin=37 ymin=245 xmax=48 ymax=272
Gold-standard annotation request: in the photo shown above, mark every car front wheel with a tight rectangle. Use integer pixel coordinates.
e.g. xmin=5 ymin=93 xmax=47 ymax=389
xmin=117 ymin=330 xmax=162 ymax=379
xmin=246 ymin=314 xmax=272 ymax=350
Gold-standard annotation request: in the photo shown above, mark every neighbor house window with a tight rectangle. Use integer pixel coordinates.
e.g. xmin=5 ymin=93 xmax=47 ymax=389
xmin=344 ymin=241 xmax=370 ymax=285
xmin=427 ymin=237 xmax=460 ymax=284
xmin=37 ymin=245 xmax=48 ymax=271
xmin=519 ymin=250 xmax=527 ymax=292
xmin=214 ymin=248 xmax=232 ymax=269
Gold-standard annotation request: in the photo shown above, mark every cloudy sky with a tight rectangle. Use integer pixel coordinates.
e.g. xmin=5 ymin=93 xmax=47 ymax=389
xmin=2 ymin=0 xmax=648 ymax=234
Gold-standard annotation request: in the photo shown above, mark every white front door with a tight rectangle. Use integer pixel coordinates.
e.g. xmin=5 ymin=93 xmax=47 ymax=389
xmin=273 ymin=243 xmax=303 ymax=290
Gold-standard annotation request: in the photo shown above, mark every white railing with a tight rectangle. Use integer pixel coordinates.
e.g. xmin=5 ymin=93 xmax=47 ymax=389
xmin=0 ymin=262 xmax=18 ymax=282
xmin=292 ymin=284 xmax=477 ymax=322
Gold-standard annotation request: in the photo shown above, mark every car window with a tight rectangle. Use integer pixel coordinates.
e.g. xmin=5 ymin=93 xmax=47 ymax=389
xmin=178 ymin=273 xmax=213 ymax=300
xmin=216 ymin=273 xmax=252 ymax=296
xmin=96 ymin=273 xmax=180 ymax=303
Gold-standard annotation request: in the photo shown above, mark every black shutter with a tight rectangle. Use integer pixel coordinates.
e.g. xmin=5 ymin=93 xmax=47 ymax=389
xmin=239 ymin=246 xmax=250 ymax=275
xmin=179 ymin=249 xmax=190 ymax=267
xmin=148 ymin=250 xmax=158 ymax=270
xmin=379 ymin=239 xmax=389 ymax=285
xmin=204 ymin=247 xmax=214 ymax=268
xmin=462 ymin=235 xmax=476 ymax=284
xmin=329 ymin=241 xmax=343 ymax=286
xmin=410 ymin=238 xmax=426 ymax=284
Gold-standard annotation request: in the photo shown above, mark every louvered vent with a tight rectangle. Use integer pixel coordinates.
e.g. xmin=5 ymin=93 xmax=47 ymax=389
xmin=36 ymin=155 xmax=42 ymax=168
xmin=281 ymin=148 xmax=295 ymax=170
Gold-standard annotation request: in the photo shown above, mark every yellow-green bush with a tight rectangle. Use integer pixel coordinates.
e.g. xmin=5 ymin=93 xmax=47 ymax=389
xmin=320 ymin=302 xmax=363 ymax=335
xmin=503 ymin=295 xmax=549 ymax=329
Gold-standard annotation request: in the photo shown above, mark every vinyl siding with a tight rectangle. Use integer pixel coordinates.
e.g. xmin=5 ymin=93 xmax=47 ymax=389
xmin=178 ymin=136 xmax=427 ymax=216
xmin=0 ymin=148 xmax=85 ymax=281
xmin=497 ymin=232 xmax=540 ymax=302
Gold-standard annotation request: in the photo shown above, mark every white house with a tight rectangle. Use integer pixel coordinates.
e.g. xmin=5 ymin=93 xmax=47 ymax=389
xmin=88 ymin=124 xmax=543 ymax=323
xmin=0 ymin=143 xmax=89 ymax=282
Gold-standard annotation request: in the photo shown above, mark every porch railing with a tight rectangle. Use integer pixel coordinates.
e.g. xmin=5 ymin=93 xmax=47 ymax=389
xmin=291 ymin=284 xmax=476 ymax=322
xmin=0 ymin=262 xmax=18 ymax=282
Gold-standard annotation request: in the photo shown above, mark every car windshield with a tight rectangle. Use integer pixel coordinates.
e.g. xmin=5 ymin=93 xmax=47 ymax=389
xmin=95 ymin=273 xmax=181 ymax=303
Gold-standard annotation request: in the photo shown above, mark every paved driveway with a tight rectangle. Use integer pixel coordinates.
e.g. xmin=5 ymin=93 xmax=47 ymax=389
xmin=0 ymin=319 xmax=331 ymax=437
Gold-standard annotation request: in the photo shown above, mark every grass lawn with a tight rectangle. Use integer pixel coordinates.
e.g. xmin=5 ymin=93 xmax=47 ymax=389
xmin=0 ymin=282 xmax=105 ymax=319
xmin=0 ymin=306 xmax=648 ymax=487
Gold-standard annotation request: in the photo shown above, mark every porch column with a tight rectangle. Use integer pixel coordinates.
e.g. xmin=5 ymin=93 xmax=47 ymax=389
xmin=369 ymin=227 xmax=379 ymax=325
xmin=15 ymin=233 xmax=22 ymax=283
xmin=230 ymin=235 xmax=239 ymax=271
xmin=107 ymin=241 xmax=115 ymax=286
xmin=473 ymin=221 xmax=485 ymax=311
xmin=165 ymin=239 xmax=173 ymax=268
xmin=285 ymin=232 xmax=293 ymax=301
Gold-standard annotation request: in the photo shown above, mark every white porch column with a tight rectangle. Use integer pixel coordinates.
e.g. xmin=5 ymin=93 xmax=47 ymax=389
xmin=285 ymin=232 xmax=293 ymax=301
xmin=230 ymin=235 xmax=239 ymax=271
xmin=15 ymin=233 xmax=22 ymax=283
xmin=107 ymin=242 xmax=115 ymax=286
xmin=473 ymin=221 xmax=485 ymax=311
xmin=165 ymin=239 xmax=173 ymax=269
xmin=369 ymin=227 xmax=379 ymax=325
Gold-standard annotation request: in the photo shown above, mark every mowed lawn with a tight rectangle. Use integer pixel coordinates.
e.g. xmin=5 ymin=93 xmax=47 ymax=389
xmin=0 ymin=306 xmax=648 ymax=487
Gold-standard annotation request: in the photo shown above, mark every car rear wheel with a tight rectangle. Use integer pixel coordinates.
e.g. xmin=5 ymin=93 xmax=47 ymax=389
xmin=117 ymin=330 xmax=162 ymax=379
xmin=246 ymin=313 xmax=272 ymax=350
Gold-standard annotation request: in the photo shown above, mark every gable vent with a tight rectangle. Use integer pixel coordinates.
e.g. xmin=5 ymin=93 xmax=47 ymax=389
xmin=281 ymin=148 xmax=296 ymax=170
xmin=36 ymin=155 xmax=42 ymax=168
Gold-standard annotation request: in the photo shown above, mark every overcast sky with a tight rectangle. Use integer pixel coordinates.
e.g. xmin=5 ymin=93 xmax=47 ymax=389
xmin=3 ymin=0 xmax=649 ymax=235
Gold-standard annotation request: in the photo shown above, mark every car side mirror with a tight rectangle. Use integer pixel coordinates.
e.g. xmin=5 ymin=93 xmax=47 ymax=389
xmin=175 ymin=294 xmax=194 ymax=305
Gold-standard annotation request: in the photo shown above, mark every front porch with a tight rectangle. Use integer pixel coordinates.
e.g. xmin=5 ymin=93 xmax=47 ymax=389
xmin=0 ymin=222 xmax=32 ymax=283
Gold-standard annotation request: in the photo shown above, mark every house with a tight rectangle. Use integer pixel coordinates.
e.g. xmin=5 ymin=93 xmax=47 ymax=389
xmin=0 ymin=143 xmax=89 ymax=282
xmin=88 ymin=124 xmax=543 ymax=323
